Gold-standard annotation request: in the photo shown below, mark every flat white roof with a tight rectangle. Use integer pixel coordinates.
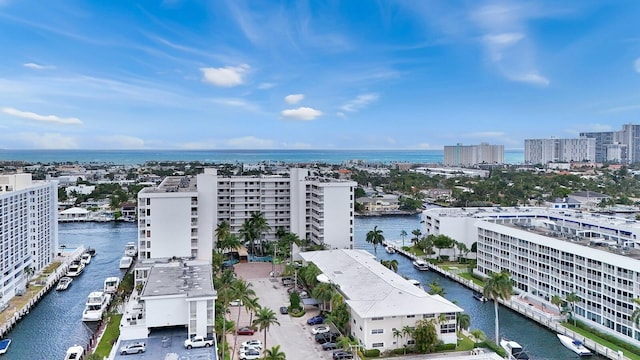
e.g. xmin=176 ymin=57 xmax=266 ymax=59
xmin=300 ymin=249 xmax=462 ymax=318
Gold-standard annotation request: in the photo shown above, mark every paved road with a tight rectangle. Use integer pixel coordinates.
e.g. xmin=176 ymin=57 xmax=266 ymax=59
xmin=228 ymin=262 xmax=334 ymax=360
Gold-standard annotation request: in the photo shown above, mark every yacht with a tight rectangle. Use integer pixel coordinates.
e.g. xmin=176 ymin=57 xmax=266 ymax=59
xmin=0 ymin=338 xmax=11 ymax=355
xmin=385 ymin=245 xmax=396 ymax=254
xmin=103 ymin=276 xmax=120 ymax=293
xmin=64 ymin=345 xmax=84 ymax=360
xmin=557 ymin=334 xmax=592 ymax=356
xmin=80 ymin=253 xmax=91 ymax=265
xmin=473 ymin=292 xmax=488 ymax=302
xmin=412 ymin=259 xmax=430 ymax=271
xmin=124 ymin=242 xmax=137 ymax=257
xmin=119 ymin=256 xmax=133 ymax=269
xmin=85 ymin=247 xmax=96 ymax=256
xmin=82 ymin=291 xmax=111 ymax=322
xmin=66 ymin=260 xmax=85 ymax=277
xmin=500 ymin=339 xmax=530 ymax=360
xmin=56 ymin=276 xmax=73 ymax=291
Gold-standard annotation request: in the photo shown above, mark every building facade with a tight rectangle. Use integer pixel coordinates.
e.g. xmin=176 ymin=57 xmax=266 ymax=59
xmin=524 ymin=138 xmax=596 ymax=164
xmin=300 ymin=250 xmax=462 ymax=352
xmin=0 ymin=174 xmax=58 ymax=306
xmin=423 ymin=207 xmax=640 ymax=345
xmin=580 ymin=123 xmax=640 ymax=164
xmin=443 ymin=143 xmax=505 ymax=166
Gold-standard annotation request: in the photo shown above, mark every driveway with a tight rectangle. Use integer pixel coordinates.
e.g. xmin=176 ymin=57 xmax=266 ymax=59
xmin=227 ymin=262 xmax=334 ymax=360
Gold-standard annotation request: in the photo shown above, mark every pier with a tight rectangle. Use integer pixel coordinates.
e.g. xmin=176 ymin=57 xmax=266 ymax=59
xmin=385 ymin=241 xmax=630 ymax=360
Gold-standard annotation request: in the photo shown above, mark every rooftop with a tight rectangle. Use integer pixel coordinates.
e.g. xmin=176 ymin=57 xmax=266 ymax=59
xmin=300 ymin=249 xmax=462 ymax=318
xmin=140 ymin=259 xmax=216 ymax=299
xmin=140 ymin=176 xmax=197 ymax=194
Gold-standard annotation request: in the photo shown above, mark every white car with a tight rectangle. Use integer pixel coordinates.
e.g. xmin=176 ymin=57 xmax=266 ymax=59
xmin=239 ymin=348 xmax=261 ymax=360
xmin=230 ymin=299 xmax=243 ymax=306
xmin=312 ymin=325 xmax=331 ymax=334
xmin=238 ymin=344 xmax=262 ymax=353
xmin=241 ymin=340 xmax=262 ymax=348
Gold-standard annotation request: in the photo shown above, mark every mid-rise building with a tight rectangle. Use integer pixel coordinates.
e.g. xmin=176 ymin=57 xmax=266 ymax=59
xmin=581 ymin=123 xmax=640 ymax=164
xmin=300 ymin=249 xmax=462 ymax=352
xmin=524 ymin=138 xmax=596 ymax=164
xmin=423 ymin=207 xmax=640 ymax=345
xmin=137 ymin=168 xmax=356 ymax=261
xmin=443 ymin=143 xmax=504 ymax=166
xmin=0 ymin=174 xmax=58 ymax=305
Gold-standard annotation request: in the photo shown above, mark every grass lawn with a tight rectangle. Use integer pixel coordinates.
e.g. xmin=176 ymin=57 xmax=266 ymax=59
xmin=94 ymin=314 xmax=123 ymax=358
xmin=457 ymin=334 xmax=476 ymax=351
xmin=562 ymin=323 xmax=640 ymax=360
xmin=403 ymin=247 xmax=425 ymax=256
xmin=458 ymin=273 xmax=485 ymax=287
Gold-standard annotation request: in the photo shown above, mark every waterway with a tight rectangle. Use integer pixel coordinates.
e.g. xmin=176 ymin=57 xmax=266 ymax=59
xmin=354 ymin=215 xmax=605 ymax=360
xmin=4 ymin=222 xmax=136 ymax=359
xmin=5 ymin=217 xmax=604 ymax=359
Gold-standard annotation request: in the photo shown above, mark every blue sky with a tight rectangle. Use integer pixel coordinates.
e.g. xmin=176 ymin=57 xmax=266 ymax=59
xmin=0 ymin=1 xmax=639 ymax=150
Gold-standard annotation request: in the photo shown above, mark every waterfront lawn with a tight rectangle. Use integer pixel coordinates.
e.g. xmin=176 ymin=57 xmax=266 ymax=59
xmin=42 ymin=261 xmax=62 ymax=274
xmin=402 ymin=246 xmax=425 ymax=256
xmin=94 ymin=314 xmax=122 ymax=358
xmin=458 ymin=273 xmax=485 ymax=287
xmin=563 ymin=322 xmax=640 ymax=360
xmin=456 ymin=334 xmax=476 ymax=351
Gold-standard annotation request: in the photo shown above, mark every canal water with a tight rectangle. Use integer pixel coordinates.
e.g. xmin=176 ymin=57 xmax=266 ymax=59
xmin=355 ymin=214 xmax=606 ymax=360
xmin=5 ymin=217 xmax=605 ymax=359
xmin=4 ymin=222 xmax=136 ymax=359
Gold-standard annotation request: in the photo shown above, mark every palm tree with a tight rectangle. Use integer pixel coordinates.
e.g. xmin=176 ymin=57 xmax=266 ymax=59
xmin=262 ymin=345 xmax=287 ymax=360
xmin=427 ymin=279 xmax=445 ymax=296
xmin=393 ymin=328 xmax=403 ymax=351
xmin=215 ymin=269 xmax=236 ymax=360
xmin=253 ymin=307 xmax=280 ymax=347
xmin=565 ymin=292 xmax=580 ymax=326
xmin=400 ymin=230 xmax=408 ymax=248
xmin=245 ymin=296 xmax=261 ymax=326
xmin=551 ymin=294 xmax=563 ymax=314
xmin=470 ymin=329 xmax=486 ymax=343
xmin=301 ymin=263 xmax=322 ymax=288
xmin=457 ymin=313 xmax=471 ymax=332
xmin=483 ymin=271 xmax=513 ymax=344
xmin=215 ymin=220 xmax=231 ymax=246
xmin=631 ymin=298 xmax=640 ymax=331
xmin=312 ymin=282 xmax=334 ymax=311
xmin=250 ymin=211 xmax=271 ymax=256
xmin=366 ymin=225 xmax=385 ymax=254
xmin=240 ymin=219 xmax=257 ymax=255
xmin=218 ymin=233 xmax=241 ymax=255
xmin=411 ymin=229 xmax=422 ymax=245
xmin=402 ymin=325 xmax=414 ymax=354
xmin=456 ymin=242 xmax=469 ymax=262
xmin=231 ymin=279 xmax=256 ymax=356
xmin=380 ymin=259 xmax=398 ymax=273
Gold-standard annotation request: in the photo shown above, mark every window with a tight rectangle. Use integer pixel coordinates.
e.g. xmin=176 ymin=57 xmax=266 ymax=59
xmin=407 ymin=340 xmax=415 ymax=345
xmin=372 ymin=343 xmax=384 ymax=348
xmin=371 ymin=329 xmax=383 ymax=334
xmin=371 ymin=317 xmax=384 ymax=321
xmin=406 ymin=315 xmax=415 ymax=318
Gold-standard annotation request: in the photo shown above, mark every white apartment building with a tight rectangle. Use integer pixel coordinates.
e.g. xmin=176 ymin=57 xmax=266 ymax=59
xmin=300 ymin=249 xmax=463 ymax=352
xmin=137 ymin=168 xmax=356 ymax=261
xmin=524 ymin=137 xmax=596 ymax=164
xmin=423 ymin=207 xmax=640 ymax=345
xmin=0 ymin=174 xmax=58 ymax=305
xmin=443 ymin=143 xmax=505 ymax=166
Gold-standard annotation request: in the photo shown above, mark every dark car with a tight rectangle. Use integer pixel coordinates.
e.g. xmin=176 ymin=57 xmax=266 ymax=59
xmin=322 ymin=342 xmax=337 ymax=351
xmin=316 ymin=332 xmax=339 ymax=344
xmin=237 ymin=327 xmax=255 ymax=335
xmin=306 ymin=315 xmax=324 ymax=325
xmin=333 ymin=350 xmax=353 ymax=360
xmin=279 ymin=306 xmax=289 ymax=314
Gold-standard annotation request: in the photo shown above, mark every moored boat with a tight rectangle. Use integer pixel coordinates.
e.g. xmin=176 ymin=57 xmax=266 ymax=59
xmin=500 ymin=338 xmax=529 ymax=360
xmin=64 ymin=344 xmax=84 ymax=360
xmin=66 ymin=260 xmax=85 ymax=277
xmin=385 ymin=246 xmax=396 ymax=254
xmin=557 ymin=334 xmax=592 ymax=356
xmin=80 ymin=253 xmax=91 ymax=265
xmin=412 ymin=259 xmax=429 ymax=271
xmin=124 ymin=242 xmax=137 ymax=257
xmin=473 ymin=292 xmax=488 ymax=302
xmin=82 ymin=291 xmax=111 ymax=322
xmin=0 ymin=338 xmax=11 ymax=355
xmin=56 ymin=276 xmax=73 ymax=291
xmin=119 ymin=256 xmax=133 ymax=269
xmin=103 ymin=276 xmax=120 ymax=293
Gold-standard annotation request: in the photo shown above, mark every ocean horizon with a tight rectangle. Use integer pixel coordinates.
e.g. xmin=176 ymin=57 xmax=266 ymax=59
xmin=0 ymin=149 xmax=525 ymax=165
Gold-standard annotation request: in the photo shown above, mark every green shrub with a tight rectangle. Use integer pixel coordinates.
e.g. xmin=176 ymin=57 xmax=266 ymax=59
xmin=363 ymin=349 xmax=380 ymax=357
xmin=570 ymin=320 xmax=640 ymax=356
xmin=289 ymin=309 xmax=306 ymax=317
xmin=435 ymin=343 xmax=456 ymax=351
xmin=476 ymin=340 xmax=506 ymax=357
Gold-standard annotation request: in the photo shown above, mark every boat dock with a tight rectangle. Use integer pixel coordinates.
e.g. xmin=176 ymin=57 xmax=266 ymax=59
xmin=384 ymin=241 xmax=631 ymax=360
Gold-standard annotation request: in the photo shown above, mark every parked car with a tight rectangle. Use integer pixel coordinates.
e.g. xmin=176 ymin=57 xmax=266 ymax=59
xmin=237 ymin=327 xmax=255 ymax=335
xmin=307 ymin=315 xmax=324 ymax=325
xmin=311 ymin=325 xmax=330 ymax=335
xmin=239 ymin=349 xmax=261 ymax=360
xmin=279 ymin=306 xmax=288 ymax=314
xmin=315 ymin=332 xmax=339 ymax=344
xmin=281 ymin=276 xmax=295 ymax=285
xmin=239 ymin=344 xmax=262 ymax=353
xmin=241 ymin=340 xmax=262 ymax=348
xmin=230 ymin=299 xmax=243 ymax=306
xmin=322 ymin=342 xmax=337 ymax=351
xmin=239 ymin=347 xmax=261 ymax=358
xmin=333 ymin=350 xmax=354 ymax=360
xmin=119 ymin=342 xmax=146 ymax=355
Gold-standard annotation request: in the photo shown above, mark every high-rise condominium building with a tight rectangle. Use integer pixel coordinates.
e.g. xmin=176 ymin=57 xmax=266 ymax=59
xmin=0 ymin=174 xmax=58 ymax=305
xmin=524 ymin=137 xmax=596 ymax=164
xmin=443 ymin=143 xmax=504 ymax=166
xmin=581 ymin=124 xmax=640 ymax=163
xmin=137 ymin=168 xmax=356 ymax=262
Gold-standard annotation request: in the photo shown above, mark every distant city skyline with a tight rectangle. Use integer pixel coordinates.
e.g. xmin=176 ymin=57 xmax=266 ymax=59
xmin=0 ymin=1 xmax=639 ymax=150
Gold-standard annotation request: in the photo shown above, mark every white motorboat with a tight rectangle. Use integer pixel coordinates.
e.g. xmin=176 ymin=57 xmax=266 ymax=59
xmin=119 ymin=256 xmax=133 ymax=269
xmin=412 ymin=259 xmax=430 ymax=271
xmin=66 ymin=261 xmax=85 ymax=277
xmin=0 ymin=339 xmax=10 ymax=355
xmin=103 ymin=276 xmax=120 ymax=293
xmin=500 ymin=339 xmax=530 ymax=360
xmin=80 ymin=253 xmax=91 ymax=265
xmin=82 ymin=291 xmax=111 ymax=322
xmin=64 ymin=345 xmax=84 ymax=360
xmin=473 ymin=292 xmax=488 ymax=302
xmin=557 ymin=334 xmax=592 ymax=356
xmin=56 ymin=276 xmax=73 ymax=291
xmin=385 ymin=246 xmax=396 ymax=254
xmin=124 ymin=242 xmax=137 ymax=257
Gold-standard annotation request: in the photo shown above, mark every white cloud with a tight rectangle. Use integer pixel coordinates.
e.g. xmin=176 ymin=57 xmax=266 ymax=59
xmin=284 ymin=94 xmax=304 ymax=104
xmin=336 ymin=112 xmax=346 ymax=118
xmin=200 ymin=64 xmax=250 ymax=87
xmin=483 ymin=33 xmax=524 ymax=46
xmin=506 ymin=72 xmax=550 ymax=87
xmin=602 ymin=104 xmax=640 ymax=114
xmin=95 ymin=135 xmax=145 ymax=149
xmin=211 ymin=98 xmax=260 ymax=112
xmin=2 ymin=107 xmax=83 ymax=125
xmin=340 ymin=93 xmax=379 ymax=112
xmin=23 ymin=63 xmax=55 ymax=70
xmin=257 ymin=82 xmax=276 ymax=90
xmin=634 ymin=58 xmax=640 ymax=73
xmin=225 ymin=136 xmax=275 ymax=148
xmin=462 ymin=131 xmax=505 ymax=138
xmin=10 ymin=132 xmax=79 ymax=149
xmin=281 ymin=107 xmax=322 ymax=121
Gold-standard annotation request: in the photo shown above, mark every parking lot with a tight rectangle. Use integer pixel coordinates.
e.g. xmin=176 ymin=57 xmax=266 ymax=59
xmin=229 ymin=262 xmax=338 ymax=360
xmin=113 ymin=327 xmax=215 ymax=360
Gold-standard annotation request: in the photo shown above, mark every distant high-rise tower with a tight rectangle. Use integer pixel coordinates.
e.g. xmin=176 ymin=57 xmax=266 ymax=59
xmin=443 ymin=143 xmax=504 ymax=166
xmin=580 ymin=124 xmax=640 ymax=163
xmin=524 ymin=137 xmax=596 ymax=164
